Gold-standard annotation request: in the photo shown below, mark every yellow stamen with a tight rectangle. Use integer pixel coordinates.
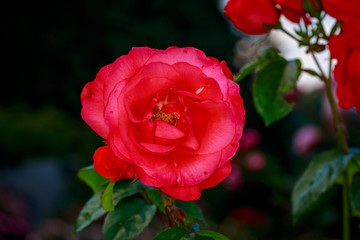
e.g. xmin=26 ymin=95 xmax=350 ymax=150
xmin=149 ymin=106 xmax=179 ymax=126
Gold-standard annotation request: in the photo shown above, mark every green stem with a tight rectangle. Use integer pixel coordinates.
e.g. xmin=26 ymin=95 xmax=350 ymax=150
xmin=352 ymin=158 xmax=360 ymax=171
xmin=278 ymin=24 xmax=302 ymax=42
xmin=316 ymin=15 xmax=328 ymax=40
xmin=310 ymin=51 xmax=326 ymax=79
xmin=160 ymin=191 xmax=175 ymax=227
xmin=311 ymin=52 xmax=349 ymax=153
xmin=312 ymin=51 xmax=350 ymax=240
xmin=342 ymin=171 xmax=350 ymax=240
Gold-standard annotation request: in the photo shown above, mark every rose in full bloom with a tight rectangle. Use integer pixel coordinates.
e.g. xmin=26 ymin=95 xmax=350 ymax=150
xmin=328 ymin=24 xmax=360 ymax=113
xmin=81 ymin=47 xmax=245 ymax=201
xmin=224 ymin=0 xmax=280 ymax=35
xmin=321 ymin=0 xmax=360 ymax=22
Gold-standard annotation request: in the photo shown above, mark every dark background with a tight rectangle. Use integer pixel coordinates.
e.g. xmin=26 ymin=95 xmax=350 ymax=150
xmin=1 ymin=0 xmax=360 ymax=239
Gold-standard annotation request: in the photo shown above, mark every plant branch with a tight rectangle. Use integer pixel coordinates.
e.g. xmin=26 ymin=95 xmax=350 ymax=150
xmin=342 ymin=171 xmax=350 ymax=240
xmin=310 ymin=51 xmax=327 ymax=80
xmin=278 ymin=24 xmax=302 ymax=42
xmin=141 ymin=189 xmax=168 ymax=228
xmin=311 ymin=52 xmax=349 ymax=153
xmin=160 ymin=191 xmax=175 ymax=227
xmin=352 ymin=158 xmax=360 ymax=171
xmin=311 ymin=49 xmax=350 ymax=240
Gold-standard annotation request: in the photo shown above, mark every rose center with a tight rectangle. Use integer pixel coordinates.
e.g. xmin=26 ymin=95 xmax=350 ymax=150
xmin=149 ymin=105 xmax=179 ymax=126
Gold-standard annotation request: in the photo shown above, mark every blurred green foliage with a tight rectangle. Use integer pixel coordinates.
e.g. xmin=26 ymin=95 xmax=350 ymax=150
xmin=3 ymin=0 xmax=236 ymax=118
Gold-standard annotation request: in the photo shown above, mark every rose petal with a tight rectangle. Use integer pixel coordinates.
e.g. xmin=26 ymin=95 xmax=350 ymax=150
xmin=187 ymin=100 xmax=237 ymax=154
xmin=200 ymin=162 xmax=232 ymax=189
xmin=179 ymin=115 xmax=200 ymax=151
xmin=139 ymin=142 xmax=176 ymax=154
xmin=154 ymin=121 xmax=186 ymax=139
xmin=160 ymin=185 xmax=201 ymax=201
xmin=93 ymin=145 xmax=136 ymax=181
xmin=81 ymin=66 xmax=111 ymax=139
xmin=103 ymin=47 xmax=163 ymax=98
xmin=123 ymin=62 xmax=181 ymax=119
xmin=172 ymin=62 xmax=223 ymax=102
xmin=172 ymin=151 xmax=222 ymax=186
xmin=147 ymin=47 xmax=231 ymax=99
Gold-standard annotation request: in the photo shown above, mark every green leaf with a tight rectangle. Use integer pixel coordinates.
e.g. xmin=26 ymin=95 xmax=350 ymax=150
xmin=292 ymin=150 xmax=354 ymax=223
xmin=112 ymin=180 xmax=144 ymax=206
xmin=74 ymin=180 xmax=144 ymax=233
xmin=257 ymin=47 xmax=281 ymax=62
xmin=234 ymin=60 xmax=260 ymax=83
xmin=253 ymin=58 xmax=301 ymax=126
xmin=196 ymin=231 xmax=230 ymax=240
xmin=74 ymin=188 xmax=106 ymax=233
xmin=153 ymin=227 xmax=189 ymax=240
xmin=280 ymin=60 xmax=301 ymax=94
xmin=175 ymin=201 xmax=204 ymax=220
xmin=77 ymin=165 xmax=110 ymax=193
xmin=102 ymin=179 xmax=144 ymax=212
xmin=337 ymin=152 xmax=360 ymax=185
xmin=350 ymin=173 xmax=360 ymax=217
xmin=103 ymin=197 xmax=156 ymax=240
xmin=102 ymin=182 xmax=116 ymax=212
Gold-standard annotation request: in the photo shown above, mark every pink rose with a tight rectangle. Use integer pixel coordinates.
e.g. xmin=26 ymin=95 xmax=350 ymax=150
xmin=81 ymin=47 xmax=245 ymax=201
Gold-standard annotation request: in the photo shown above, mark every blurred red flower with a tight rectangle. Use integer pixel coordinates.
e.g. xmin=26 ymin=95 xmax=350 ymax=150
xmin=328 ymin=25 xmax=360 ymax=113
xmin=273 ymin=0 xmax=313 ymax=24
xmin=224 ymin=0 xmax=280 ymax=35
xmin=232 ymin=206 xmax=268 ymax=227
xmin=322 ymin=0 xmax=360 ymax=22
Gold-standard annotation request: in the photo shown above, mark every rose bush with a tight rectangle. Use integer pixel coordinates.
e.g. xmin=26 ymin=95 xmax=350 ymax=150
xmin=81 ymin=47 xmax=245 ymax=201
xmin=224 ymin=0 xmax=280 ymax=35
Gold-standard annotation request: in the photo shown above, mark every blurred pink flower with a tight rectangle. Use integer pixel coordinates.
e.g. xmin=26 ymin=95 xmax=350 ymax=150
xmin=292 ymin=124 xmax=322 ymax=156
xmin=245 ymin=150 xmax=266 ymax=171
xmin=223 ymin=165 xmax=243 ymax=191
xmin=238 ymin=128 xmax=261 ymax=151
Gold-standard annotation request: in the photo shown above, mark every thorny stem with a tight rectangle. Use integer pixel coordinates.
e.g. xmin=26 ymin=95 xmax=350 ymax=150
xmin=140 ymin=189 xmax=168 ymax=228
xmin=160 ymin=191 xmax=175 ymax=227
xmin=174 ymin=207 xmax=189 ymax=230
